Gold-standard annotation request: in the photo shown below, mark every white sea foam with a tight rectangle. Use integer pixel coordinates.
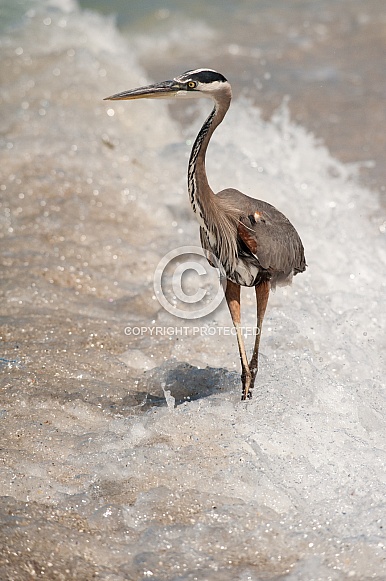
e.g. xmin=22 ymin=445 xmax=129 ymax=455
xmin=0 ymin=1 xmax=385 ymax=579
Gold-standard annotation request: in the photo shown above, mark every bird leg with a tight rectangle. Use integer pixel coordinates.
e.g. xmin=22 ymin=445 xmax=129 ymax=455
xmin=248 ymin=281 xmax=270 ymax=390
xmin=225 ymin=280 xmax=253 ymax=400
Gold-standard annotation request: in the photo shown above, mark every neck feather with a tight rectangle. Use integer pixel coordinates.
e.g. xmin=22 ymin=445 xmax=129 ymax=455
xmin=187 ymin=91 xmax=240 ymax=272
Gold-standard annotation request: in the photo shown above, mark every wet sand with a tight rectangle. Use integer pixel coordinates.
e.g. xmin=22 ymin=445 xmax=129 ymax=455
xmin=1 ymin=1 xmax=386 ymax=579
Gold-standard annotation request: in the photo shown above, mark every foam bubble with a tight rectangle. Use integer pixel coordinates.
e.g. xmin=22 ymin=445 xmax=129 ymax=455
xmin=1 ymin=1 xmax=385 ymax=579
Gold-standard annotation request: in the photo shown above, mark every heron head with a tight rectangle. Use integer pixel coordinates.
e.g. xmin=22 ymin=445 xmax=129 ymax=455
xmin=104 ymin=68 xmax=231 ymax=102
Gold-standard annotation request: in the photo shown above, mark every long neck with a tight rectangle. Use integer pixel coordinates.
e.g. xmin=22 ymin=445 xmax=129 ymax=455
xmin=188 ymin=96 xmax=230 ymax=222
xmin=187 ymin=91 xmax=239 ymax=272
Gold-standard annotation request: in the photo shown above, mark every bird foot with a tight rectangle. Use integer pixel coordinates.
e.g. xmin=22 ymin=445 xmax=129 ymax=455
xmin=241 ymin=365 xmax=258 ymax=400
xmin=241 ymin=372 xmax=256 ymax=401
xmin=241 ymin=389 xmax=253 ymax=401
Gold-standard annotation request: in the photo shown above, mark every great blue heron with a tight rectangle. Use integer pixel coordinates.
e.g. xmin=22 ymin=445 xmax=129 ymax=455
xmin=105 ymin=68 xmax=306 ymax=400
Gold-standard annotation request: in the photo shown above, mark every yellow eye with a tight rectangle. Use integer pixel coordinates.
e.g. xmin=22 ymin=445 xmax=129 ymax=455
xmin=188 ymin=81 xmax=196 ymax=89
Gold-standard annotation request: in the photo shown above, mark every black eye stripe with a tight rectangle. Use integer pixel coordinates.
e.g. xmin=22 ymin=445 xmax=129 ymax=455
xmin=195 ymin=71 xmax=227 ymax=84
xmin=180 ymin=69 xmax=228 ymax=85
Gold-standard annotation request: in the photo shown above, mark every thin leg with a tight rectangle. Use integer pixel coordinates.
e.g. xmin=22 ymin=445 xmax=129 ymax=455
xmin=225 ymin=280 xmax=252 ymax=400
xmin=248 ymin=281 xmax=270 ymax=392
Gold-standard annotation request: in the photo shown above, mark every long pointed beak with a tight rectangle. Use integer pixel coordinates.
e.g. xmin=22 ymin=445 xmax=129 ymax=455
xmin=104 ymin=80 xmax=181 ymax=101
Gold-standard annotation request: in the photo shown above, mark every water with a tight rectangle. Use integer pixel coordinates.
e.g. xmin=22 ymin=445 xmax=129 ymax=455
xmin=1 ymin=1 xmax=386 ymax=579
xmin=79 ymin=0 xmax=386 ymax=192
